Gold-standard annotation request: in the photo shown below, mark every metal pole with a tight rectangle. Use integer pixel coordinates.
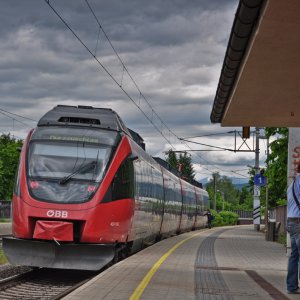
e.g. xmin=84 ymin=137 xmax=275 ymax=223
xmin=222 ymin=192 xmax=225 ymax=211
xmin=265 ymin=137 xmax=269 ymax=238
xmin=213 ymin=173 xmax=216 ymax=210
xmin=253 ymin=127 xmax=260 ymax=231
xmin=255 ymin=128 xmax=260 ymax=172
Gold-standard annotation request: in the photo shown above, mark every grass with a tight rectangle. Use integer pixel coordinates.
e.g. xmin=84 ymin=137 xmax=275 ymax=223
xmin=0 ymin=218 xmax=11 ymax=223
xmin=277 ymin=233 xmax=287 ymax=246
xmin=0 ymin=218 xmax=11 ymax=264
xmin=0 ymin=250 xmax=8 ymax=264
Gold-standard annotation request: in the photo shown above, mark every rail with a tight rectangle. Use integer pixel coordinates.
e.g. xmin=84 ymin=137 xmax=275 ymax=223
xmin=0 ymin=268 xmax=97 ymax=299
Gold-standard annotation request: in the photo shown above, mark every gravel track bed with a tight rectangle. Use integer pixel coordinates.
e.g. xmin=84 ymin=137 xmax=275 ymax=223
xmin=0 ymin=264 xmax=32 ymax=281
xmin=0 ymin=267 xmax=96 ymax=299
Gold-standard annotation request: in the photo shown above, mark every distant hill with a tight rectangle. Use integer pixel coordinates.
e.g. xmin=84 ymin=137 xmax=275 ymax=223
xmin=233 ymin=182 xmax=249 ymax=190
xmin=199 ymin=177 xmax=249 ymax=190
xmin=232 ymin=177 xmax=249 ymax=189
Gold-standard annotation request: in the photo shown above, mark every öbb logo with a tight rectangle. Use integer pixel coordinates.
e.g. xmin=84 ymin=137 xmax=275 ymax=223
xmin=46 ymin=210 xmax=68 ymax=218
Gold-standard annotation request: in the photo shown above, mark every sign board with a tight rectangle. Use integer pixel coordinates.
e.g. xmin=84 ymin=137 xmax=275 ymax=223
xmin=254 ymin=174 xmax=267 ymax=186
xmin=254 ymin=185 xmax=260 ymax=197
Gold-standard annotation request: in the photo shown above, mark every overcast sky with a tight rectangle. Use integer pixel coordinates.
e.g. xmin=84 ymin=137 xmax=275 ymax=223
xmin=0 ymin=0 xmax=268 ymax=182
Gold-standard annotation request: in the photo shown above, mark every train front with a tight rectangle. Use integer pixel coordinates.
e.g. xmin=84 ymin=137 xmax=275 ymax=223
xmin=3 ymin=106 xmax=134 ymax=270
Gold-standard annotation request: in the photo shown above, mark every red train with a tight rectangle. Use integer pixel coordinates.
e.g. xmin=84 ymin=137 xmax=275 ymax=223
xmin=3 ymin=105 xmax=209 ymax=270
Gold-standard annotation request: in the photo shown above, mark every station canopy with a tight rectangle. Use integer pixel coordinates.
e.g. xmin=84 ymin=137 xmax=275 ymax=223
xmin=210 ymin=0 xmax=300 ymax=127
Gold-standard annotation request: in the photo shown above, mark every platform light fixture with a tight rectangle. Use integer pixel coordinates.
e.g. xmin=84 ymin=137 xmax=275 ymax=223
xmin=242 ymin=127 xmax=250 ymax=139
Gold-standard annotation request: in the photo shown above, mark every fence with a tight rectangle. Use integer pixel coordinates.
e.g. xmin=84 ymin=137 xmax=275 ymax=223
xmin=0 ymin=203 xmax=287 ymax=229
xmin=226 ymin=208 xmax=287 ymax=232
xmin=0 ymin=200 xmax=11 ymax=219
xmin=216 ymin=210 xmax=253 ymax=218
xmin=230 ymin=210 xmax=253 ymax=218
xmin=269 ymin=205 xmax=287 ymax=234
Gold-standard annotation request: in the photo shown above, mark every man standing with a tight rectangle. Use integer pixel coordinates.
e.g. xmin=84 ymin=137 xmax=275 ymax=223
xmin=286 ymin=164 xmax=300 ymax=294
xmin=204 ymin=209 xmax=213 ymax=229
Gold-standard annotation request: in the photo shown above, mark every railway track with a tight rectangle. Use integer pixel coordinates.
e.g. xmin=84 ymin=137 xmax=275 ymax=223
xmin=0 ymin=233 xmax=120 ymax=299
xmin=0 ymin=268 xmax=97 ymax=299
xmin=0 ymin=235 xmax=12 ymax=249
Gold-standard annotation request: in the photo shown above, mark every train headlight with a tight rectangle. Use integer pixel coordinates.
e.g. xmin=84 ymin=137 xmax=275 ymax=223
xmin=30 ymin=181 xmax=39 ymax=189
xmin=87 ymin=185 xmax=96 ymax=193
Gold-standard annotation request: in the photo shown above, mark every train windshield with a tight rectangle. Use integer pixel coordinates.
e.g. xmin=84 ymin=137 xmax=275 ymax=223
xmin=27 ymin=127 xmax=119 ymax=203
xmin=29 ymin=142 xmax=110 ymax=182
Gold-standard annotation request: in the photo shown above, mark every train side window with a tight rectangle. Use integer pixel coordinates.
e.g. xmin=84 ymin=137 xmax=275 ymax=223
xmin=14 ymin=158 xmax=21 ymax=196
xmin=102 ymin=158 xmax=134 ymax=202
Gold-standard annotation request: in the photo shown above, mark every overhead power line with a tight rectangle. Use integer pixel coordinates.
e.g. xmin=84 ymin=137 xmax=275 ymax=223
xmin=43 ymin=1 xmax=253 ymax=178
xmin=0 ymin=108 xmax=37 ymax=122
xmin=0 ymin=110 xmax=31 ymax=128
xmin=181 ymin=131 xmax=236 ymax=139
xmin=229 ymin=170 xmax=249 ymax=178
xmin=82 ymin=1 xmax=254 ymax=176
xmin=44 ymin=0 xmax=224 ymax=173
xmin=43 ymin=0 xmax=182 ymax=151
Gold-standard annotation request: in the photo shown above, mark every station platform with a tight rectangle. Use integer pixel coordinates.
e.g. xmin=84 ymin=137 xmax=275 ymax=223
xmin=0 ymin=222 xmax=12 ymax=236
xmin=63 ymin=225 xmax=297 ymax=300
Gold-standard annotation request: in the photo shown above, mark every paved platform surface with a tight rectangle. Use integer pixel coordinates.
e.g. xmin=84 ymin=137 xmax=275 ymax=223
xmin=0 ymin=222 xmax=12 ymax=235
xmin=63 ymin=225 xmax=297 ymax=300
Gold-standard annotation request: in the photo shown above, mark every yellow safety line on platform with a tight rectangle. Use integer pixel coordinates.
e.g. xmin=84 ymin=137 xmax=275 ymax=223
xmin=129 ymin=230 xmax=207 ymax=300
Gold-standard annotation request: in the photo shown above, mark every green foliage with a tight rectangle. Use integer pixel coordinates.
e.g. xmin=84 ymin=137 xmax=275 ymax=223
xmin=277 ymin=233 xmax=287 ymax=246
xmin=165 ymin=150 xmax=195 ymax=181
xmin=210 ymin=210 xmax=239 ymax=226
xmin=166 ymin=150 xmax=177 ymax=169
xmin=276 ymin=198 xmax=287 ymax=206
xmin=218 ymin=211 xmax=239 ymax=225
xmin=205 ymin=172 xmax=252 ymax=210
xmin=0 ymin=249 xmax=8 ymax=265
xmin=210 ymin=210 xmax=223 ymax=226
xmin=247 ymin=167 xmax=256 ymax=191
xmin=178 ymin=152 xmax=195 ymax=180
xmin=264 ymin=128 xmax=288 ymax=207
xmin=237 ymin=186 xmax=253 ymax=209
xmin=0 ymin=134 xmax=23 ymax=200
xmin=0 ymin=218 xmax=11 ymax=223
xmin=246 ymin=128 xmax=288 ymax=208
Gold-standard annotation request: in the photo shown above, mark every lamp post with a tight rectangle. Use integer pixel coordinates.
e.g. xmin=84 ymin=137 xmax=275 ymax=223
xmin=257 ymin=134 xmax=269 ymax=236
xmin=222 ymin=192 xmax=225 ymax=211
xmin=213 ymin=173 xmax=217 ymax=210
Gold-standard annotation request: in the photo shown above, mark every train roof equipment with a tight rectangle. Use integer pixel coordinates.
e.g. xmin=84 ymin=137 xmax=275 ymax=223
xmin=38 ymin=105 xmax=131 ymax=136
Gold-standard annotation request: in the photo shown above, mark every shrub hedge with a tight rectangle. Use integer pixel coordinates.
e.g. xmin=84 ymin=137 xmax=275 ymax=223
xmin=211 ymin=210 xmax=239 ymax=227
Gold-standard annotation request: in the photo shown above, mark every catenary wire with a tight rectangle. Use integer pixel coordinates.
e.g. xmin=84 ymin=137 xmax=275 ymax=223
xmin=0 ymin=110 xmax=32 ymax=128
xmin=43 ymin=0 xmax=178 ymax=151
xmin=0 ymin=108 xmax=37 ymax=122
xmin=42 ymin=0 xmax=252 ymax=178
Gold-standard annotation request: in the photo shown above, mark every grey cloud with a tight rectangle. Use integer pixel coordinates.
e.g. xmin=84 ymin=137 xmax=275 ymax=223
xmin=0 ymin=0 xmax=257 ymax=180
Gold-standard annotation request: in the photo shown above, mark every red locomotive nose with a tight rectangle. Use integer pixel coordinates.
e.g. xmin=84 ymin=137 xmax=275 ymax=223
xmin=33 ymin=220 xmax=74 ymax=242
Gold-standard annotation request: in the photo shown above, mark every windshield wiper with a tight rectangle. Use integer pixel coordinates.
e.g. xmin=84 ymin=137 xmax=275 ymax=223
xmin=59 ymin=161 xmax=97 ymax=185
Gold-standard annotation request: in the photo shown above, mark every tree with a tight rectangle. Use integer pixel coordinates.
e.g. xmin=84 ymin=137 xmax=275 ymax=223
xmin=238 ymin=185 xmax=253 ymax=209
xmin=178 ymin=152 xmax=195 ymax=181
xmin=0 ymin=134 xmax=23 ymax=200
xmin=206 ymin=172 xmax=253 ymax=210
xmin=205 ymin=172 xmax=250 ymax=210
xmin=219 ymin=176 xmax=239 ymax=207
xmin=166 ymin=150 xmax=178 ymax=170
xmin=165 ymin=150 xmax=195 ymax=181
xmin=264 ymin=128 xmax=288 ymax=207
